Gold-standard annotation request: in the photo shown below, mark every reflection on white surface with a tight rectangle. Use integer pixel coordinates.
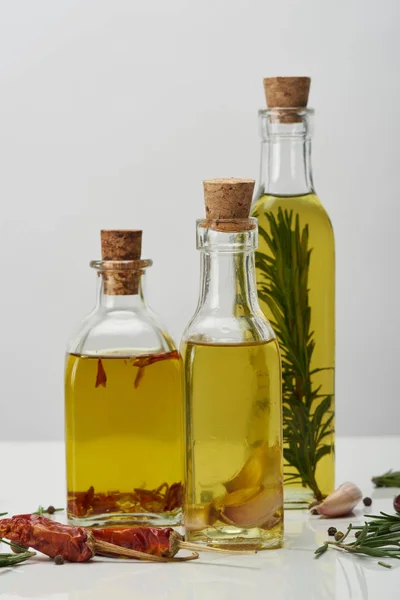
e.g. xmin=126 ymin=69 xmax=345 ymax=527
xmin=1 ymin=537 xmax=399 ymax=600
xmin=337 ymin=554 xmax=368 ymax=600
xmin=1 ymin=438 xmax=400 ymax=600
xmin=0 ymin=556 xmax=332 ymax=600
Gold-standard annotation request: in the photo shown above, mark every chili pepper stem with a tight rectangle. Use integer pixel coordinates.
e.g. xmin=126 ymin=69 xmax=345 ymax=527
xmin=94 ymin=540 xmax=198 ymax=562
xmin=178 ymin=541 xmax=257 ymax=555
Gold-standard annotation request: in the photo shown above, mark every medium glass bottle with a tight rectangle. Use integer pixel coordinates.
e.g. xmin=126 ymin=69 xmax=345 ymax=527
xmin=182 ymin=179 xmax=283 ymax=549
xmin=251 ymin=77 xmax=335 ymax=504
xmin=65 ymin=230 xmax=183 ymax=526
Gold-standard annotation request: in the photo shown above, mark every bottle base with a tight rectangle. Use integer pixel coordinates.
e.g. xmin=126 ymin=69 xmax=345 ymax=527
xmin=186 ymin=523 xmax=283 ymax=550
xmin=67 ymin=509 xmax=182 ymax=528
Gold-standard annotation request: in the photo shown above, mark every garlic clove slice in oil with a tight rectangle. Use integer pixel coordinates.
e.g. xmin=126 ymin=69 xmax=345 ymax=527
xmin=215 ymin=485 xmax=283 ymax=528
xmin=224 ymin=443 xmax=282 ymax=493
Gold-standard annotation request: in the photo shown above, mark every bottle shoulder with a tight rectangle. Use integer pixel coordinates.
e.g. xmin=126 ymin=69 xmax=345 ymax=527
xmin=253 ymin=192 xmax=328 ymax=215
xmin=67 ymin=306 xmax=177 ymax=356
xmin=182 ymin=312 xmax=276 ymax=346
xmin=252 ymin=193 xmax=334 ymax=235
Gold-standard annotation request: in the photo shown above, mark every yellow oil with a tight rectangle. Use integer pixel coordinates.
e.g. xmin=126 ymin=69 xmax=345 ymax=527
xmin=65 ymin=350 xmax=183 ymax=525
xmin=252 ymin=193 xmax=335 ymax=502
xmin=182 ymin=339 xmax=283 ymax=549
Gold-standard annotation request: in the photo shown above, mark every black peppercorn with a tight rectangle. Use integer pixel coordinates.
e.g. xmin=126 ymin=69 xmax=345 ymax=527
xmin=363 ymin=497 xmax=372 ymax=507
xmin=54 ymin=555 xmax=64 ymax=565
xmin=355 ymin=530 xmax=362 ymax=538
xmin=327 ymin=526 xmax=337 ymax=536
xmin=334 ymin=531 xmax=344 ymax=541
xmin=47 ymin=505 xmax=56 ymax=515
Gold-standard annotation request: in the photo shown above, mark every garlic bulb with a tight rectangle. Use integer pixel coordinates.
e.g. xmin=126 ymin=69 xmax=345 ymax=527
xmin=315 ymin=482 xmax=363 ymax=517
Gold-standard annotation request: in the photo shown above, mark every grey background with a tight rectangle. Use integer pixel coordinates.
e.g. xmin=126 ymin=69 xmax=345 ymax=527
xmin=0 ymin=0 xmax=399 ymax=439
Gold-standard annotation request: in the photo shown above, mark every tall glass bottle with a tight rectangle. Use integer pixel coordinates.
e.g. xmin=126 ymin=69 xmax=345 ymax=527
xmin=182 ymin=179 xmax=283 ymax=549
xmin=251 ymin=77 xmax=335 ymax=504
xmin=65 ymin=230 xmax=183 ymax=526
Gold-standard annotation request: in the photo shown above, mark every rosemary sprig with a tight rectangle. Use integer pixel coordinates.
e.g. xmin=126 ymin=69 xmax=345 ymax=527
xmin=315 ymin=513 xmax=400 ymax=567
xmin=372 ymin=470 xmax=400 ymax=488
xmin=0 ymin=513 xmax=7 ymax=517
xmin=254 ymin=207 xmax=334 ymax=500
xmin=0 ymin=538 xmax=36 ymax=568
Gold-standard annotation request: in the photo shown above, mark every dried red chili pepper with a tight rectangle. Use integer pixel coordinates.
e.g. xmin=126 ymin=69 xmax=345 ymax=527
xmin=91 ymin=527 xmax=255 ymax=559
xmin=68 ymin=482 xmax=182 ymax=518
xmin=133 ymin=351 xmax=180 ymax=388
xmin=0 ymin=515 xmax=94 ymax=562
xmin=133 ymin=481 xmax=183 ymax=512
xmin=0 ymin=515 xmax=254 ymax=563
xmin=94 ymin=351 xmax=180 ymax=390
xmin=92 ymin=526 xmax=182 ymax=558
xmin=164 ymin=483 xmax=183 ymax=512
xmin=95 ymin=359 xmax=107 ymax=388
xmin=91 ymin=526 xmax=255 ymax=557
xmin=0 ymin=515 xmax=197 ymax=562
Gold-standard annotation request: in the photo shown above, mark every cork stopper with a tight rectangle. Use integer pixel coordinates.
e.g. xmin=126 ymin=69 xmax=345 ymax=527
xmin=202 ymin=178 xmax=255 ymax=232
xmin=101 ymin=230 xmax=142 ymax=261
xmin=100 ymin=230 xmax=142 ymax=295
xmin=263 ymin=77 xmax=310 ymax=123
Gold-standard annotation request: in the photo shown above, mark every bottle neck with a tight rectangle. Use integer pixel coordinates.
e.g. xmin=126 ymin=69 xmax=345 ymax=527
xmin=185 ymin=221 xmax=275 ymax=344
xmin=259 ymin=136 xmax=314 ymax=196
xmin=258 ymin=110 xmax=315 ymax=197
xmin=198 ymin=250 xmax=260 ymax=316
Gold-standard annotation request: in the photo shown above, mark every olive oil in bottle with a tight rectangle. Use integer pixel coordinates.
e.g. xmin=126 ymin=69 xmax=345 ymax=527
xmin=252 ymin=78 xmax=335 ymax=504
xmin=65 ymin=230 xmax=183 ymax=525
xmin=183 ymin=340 xmax=283 ymax=545
xmin=182 ymin=179 xmax=283 ymax=549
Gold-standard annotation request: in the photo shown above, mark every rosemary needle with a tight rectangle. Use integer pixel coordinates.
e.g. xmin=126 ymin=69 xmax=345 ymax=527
xmin=0 ymin=551 xmax=36 ymax=568
xmin=0 ymin=538 xmax=36 ymax=568
xmin=314 ymin=542 xmax=328 ymax=557
xmin=0 ymin=537 xmax=28 ymax=553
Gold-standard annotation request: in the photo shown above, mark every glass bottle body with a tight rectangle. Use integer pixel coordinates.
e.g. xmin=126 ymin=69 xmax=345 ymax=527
xmin=65 ymin=263 xmax=183 ymax=526
xmin=251 ymin=109 xmax=335 ymax=504
xmin=182 ymin=222 xmax=283 ymax=549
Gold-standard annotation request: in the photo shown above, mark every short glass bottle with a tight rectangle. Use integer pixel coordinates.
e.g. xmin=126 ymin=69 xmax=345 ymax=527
xmin=65 ymin=230 xmax=183 ymax=526
xmin=182 ymin=179 xmax=283 ymax=550
xmin=252 ymin=77 xmax=335 ymax=505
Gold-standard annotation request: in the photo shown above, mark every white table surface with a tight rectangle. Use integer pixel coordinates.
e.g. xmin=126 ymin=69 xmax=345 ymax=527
xmin=0 ymin=437 xmax=399 ymax=600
